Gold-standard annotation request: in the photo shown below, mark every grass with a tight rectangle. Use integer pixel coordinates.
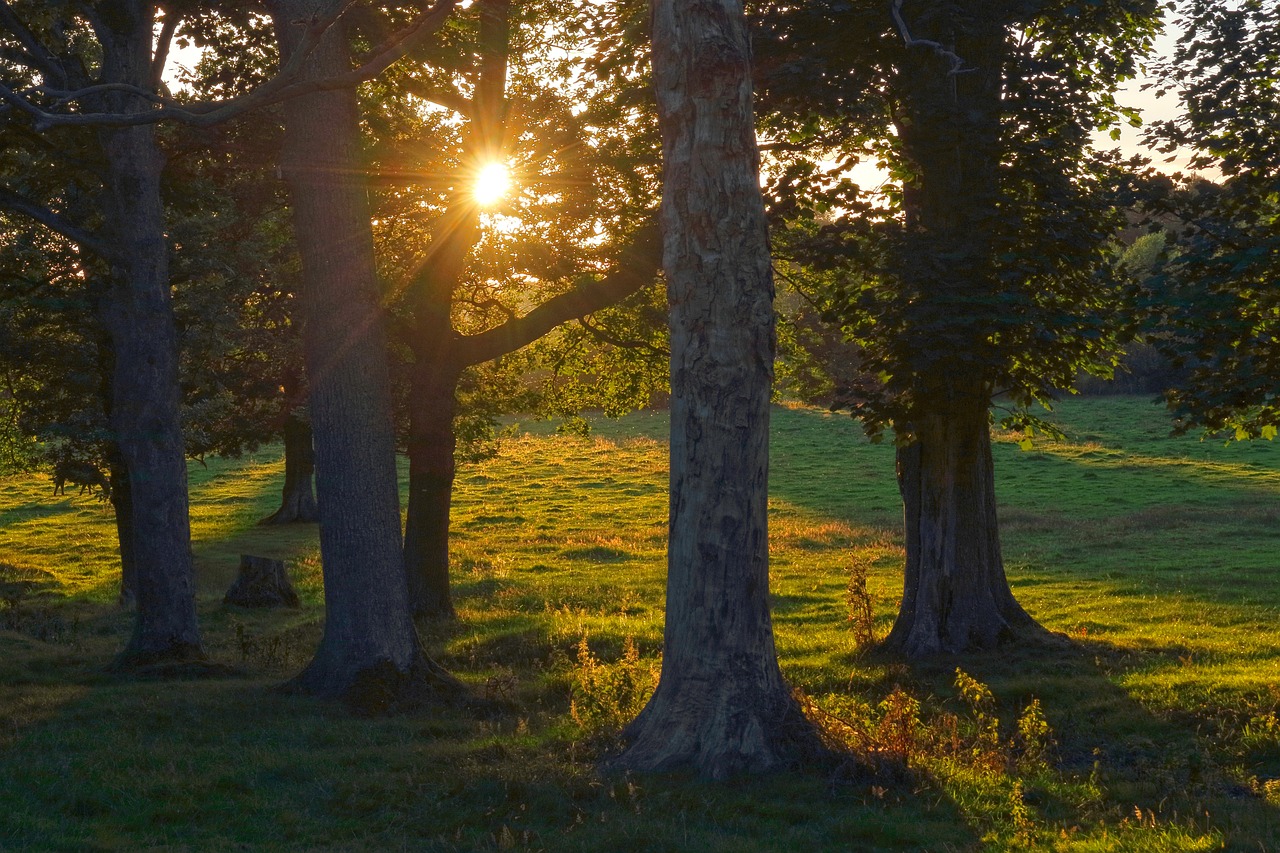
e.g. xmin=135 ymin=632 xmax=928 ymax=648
xmin=1 ymin=396 xmax=1279 ymax=850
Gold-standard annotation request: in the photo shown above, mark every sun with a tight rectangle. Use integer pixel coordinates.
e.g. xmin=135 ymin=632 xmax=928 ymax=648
xmin=473 ymin=161 xmax=511 ymax=207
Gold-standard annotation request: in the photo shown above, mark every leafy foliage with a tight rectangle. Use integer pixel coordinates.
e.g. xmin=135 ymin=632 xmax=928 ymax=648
xmin=752 ymin=0 xmax=1161 ymax=436
xmin=1140 ymin=0 xmax=1280 ymax=437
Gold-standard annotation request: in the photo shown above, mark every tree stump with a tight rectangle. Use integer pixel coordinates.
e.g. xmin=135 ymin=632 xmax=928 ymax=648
xmin=224 ymin=555 xmax=300 ymax=608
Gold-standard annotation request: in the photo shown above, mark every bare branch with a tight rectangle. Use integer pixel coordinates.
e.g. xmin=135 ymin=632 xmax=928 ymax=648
xmin=0 ymin=185 xmax=114 ymax=259
xmin=0 ymin=1 xmax=67 ymax=86
xmin=890 ymin=0 xmax=966 ymax=75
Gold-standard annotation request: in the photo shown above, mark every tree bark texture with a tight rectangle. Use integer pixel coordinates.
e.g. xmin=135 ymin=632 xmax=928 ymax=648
xmin=261 ymin=406 xmax=318 ymax=524
xmin=881 ymin=5 xmax=1047 ymax=655
xmin=616 ymin=0 xmax=819 ymax=778
xmin=96 ymin=4 xmax=203 ymax=666
xmin=270 ymin=0 xmax=458 ymax=706
xmin=885 ymin=390 xmax=1043 ymax=655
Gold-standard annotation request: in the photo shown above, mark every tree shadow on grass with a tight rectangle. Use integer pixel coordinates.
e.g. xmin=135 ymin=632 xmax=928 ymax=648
xmin=850 ymin=638 xmax=1280 ymax=849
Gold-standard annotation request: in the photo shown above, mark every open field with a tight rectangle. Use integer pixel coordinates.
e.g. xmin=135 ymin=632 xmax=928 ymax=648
xmin=2 ymin=396 xmax=1280 ymax=850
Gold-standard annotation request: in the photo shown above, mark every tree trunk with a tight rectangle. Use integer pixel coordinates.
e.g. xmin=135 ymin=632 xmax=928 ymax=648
xmin=95 ymin=325 xmax=138 ymax=610
xmin=107 ymin=447 xmax=138 ymax=609
xmin=261 ymin=407 xmax=318 ymax=524
xmin=94 ymin=8 xmax=203 ymax=667
xmin=400 ymin=1 xmax=507 ymax=620
xmin=615 ymin=0 xmax=820 ymax=778
xmin=878 ymin=8 xmax=1051 ymax=656
xmin=403 ymin=359 xmax=462 ymax=620
xmin=883 ymin=391 xmax=1046 ymax=656
xmin=270 ymin=0 xmax=459 ymax=708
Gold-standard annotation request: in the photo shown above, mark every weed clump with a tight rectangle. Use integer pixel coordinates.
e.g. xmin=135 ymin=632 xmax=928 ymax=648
xmin=846 ymin=555 xmax=876 ymax=652
xmin=568 ymin=634 xmax=659 ymax=737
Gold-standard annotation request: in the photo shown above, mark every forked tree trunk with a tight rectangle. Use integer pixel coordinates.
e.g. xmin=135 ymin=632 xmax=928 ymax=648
xmin=261 ymin=408 xmax=318 ymax=525
xmin=615 ymin=0 xmax=820 ymax=778
xmin=403 ymin=359 xmax=462 ymax=620
xmin=94 ymin=9 xmax=203 ymax=666
xmin=883 ymin=392 xmax=1045 ymax=656
xmin=270 ymin=0 xmax=459 ymax=707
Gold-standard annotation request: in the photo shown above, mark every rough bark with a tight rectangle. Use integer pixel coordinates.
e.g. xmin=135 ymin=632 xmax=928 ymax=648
xmin=883 ymin=390 xmax=1046 ymax=655
xmin=880 ymin=6 xmax=1049 ymax=656
xmin=614 ymin=0 xmax=820 ymax=778
xmin=260 ymin=407 xmax=318 ymax=525
xmin=95 ymin=5 xmax=203 ymax=667
xmin=270 ymin=0 xmax=459 ymax=706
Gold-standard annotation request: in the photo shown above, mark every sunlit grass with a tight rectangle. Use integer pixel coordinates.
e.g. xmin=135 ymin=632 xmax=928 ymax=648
xmin=1 ymin=397 xmax=1279 ymax=848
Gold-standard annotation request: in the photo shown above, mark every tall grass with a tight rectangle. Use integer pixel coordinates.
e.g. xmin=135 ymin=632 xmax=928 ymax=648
xmin=0 ymin=397 xmax=1278 ymax=850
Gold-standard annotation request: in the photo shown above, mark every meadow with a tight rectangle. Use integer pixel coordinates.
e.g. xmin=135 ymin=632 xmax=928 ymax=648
xmin=1 ymin=396 xmax=1279 ymax=851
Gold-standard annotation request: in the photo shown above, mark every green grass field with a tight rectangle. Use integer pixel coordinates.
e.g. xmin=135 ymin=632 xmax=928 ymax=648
xmin=2 ymin=396 xmax=1279 ymax=851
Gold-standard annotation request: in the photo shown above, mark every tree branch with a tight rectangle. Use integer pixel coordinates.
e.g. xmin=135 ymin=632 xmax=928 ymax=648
xmin=578 ymin=314 xmax=669 ymax=357
xmin=453 ymin=222 xmax=662 ymax=366
xmin=0 ymin=1 xmax=67 ymax=86
xmin=397 ymin=74 xmax=471 ymax=116
xmin=890 ymin=0 xmax=966 ymax=75
xmin=150 ymin=11 xmax=182 ymax=91
xmin=2 ymin=0 xmax=458 ymax=130
xmin=0 ymin=185 xmax=114 ymax=259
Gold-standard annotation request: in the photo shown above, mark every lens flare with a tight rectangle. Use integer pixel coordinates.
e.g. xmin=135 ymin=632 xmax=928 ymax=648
xmin=473 ymin=161 xmax=511 ymax=207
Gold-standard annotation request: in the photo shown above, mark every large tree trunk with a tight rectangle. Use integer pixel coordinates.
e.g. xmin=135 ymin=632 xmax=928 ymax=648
xmin=261 ymin=406 xmax=318 ymax=525
xmin=270 ymin=0 xmax=459 ymax=707
xmin=879 ymin=8 xmax=1050 ymax=656
xmin=401 ymin=1 xmax=506 ymax=620
xmin=883 ymin=390 xmax=1045 ymax=655
xmin=615 ymin=0 xmax=820 ymax=778
xmin=96 ymin=8 xmax=203 ymax=667
xmin=403 ymin=359 xmax=462 ymax=620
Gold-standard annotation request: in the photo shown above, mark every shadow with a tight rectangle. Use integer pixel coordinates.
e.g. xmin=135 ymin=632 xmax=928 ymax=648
xmin=0 ymin=500 xmax=80 ymax=529
xmin=845 ymin=638 xmax=1280 ymax=848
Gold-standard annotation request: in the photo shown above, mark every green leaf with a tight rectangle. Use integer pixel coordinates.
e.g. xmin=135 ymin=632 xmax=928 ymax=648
xmin=1262 ymin=425 xmax=1277 ymax=441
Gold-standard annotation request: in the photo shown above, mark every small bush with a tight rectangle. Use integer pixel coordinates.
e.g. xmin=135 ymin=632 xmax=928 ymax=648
xmin=568 ymin=634 xmax=659 ymax=735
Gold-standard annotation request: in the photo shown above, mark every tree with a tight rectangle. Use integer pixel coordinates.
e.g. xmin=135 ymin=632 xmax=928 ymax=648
xmin=361 ymin=0 xmax=664 ymax=619
xmin=751 ymin=0 xmax=1160 ymax=655
xmin=614 ymin=0 xmax=821 ymax=778
xmin=1141 ymin=0 xmax=1280 ymax=437
xmin=3 ymin=0 xmax=465 ymax=690
xmin=1 ymin=2 xmax=203 ymax=665
xmin=264 ymin=0 xmax=461 ymax=705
